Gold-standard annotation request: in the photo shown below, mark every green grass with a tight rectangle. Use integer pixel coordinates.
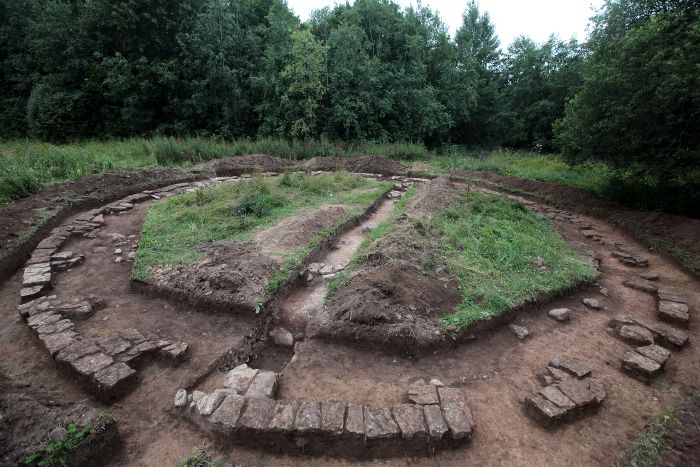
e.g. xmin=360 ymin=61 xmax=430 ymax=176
xmin=434 ymin=192 xmax=597 ymax=329
xmin=179 ymin=449 xmax=224 ymax=467
xmin=133 ymin=172 xmax=390 ymax=281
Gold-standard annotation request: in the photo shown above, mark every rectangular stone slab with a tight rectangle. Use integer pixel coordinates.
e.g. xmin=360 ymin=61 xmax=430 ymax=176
xmin=658 ymin=301 xmax=689 ymax=325
xmin=392 ymin=404 xmax=428 ymax=440
xmin=94 ymin=362 xmax=136 ymax=396
xmin=363 ymin=406 xmax=399 ymax=440
xmin=237 ymin=398 xmax=276 ymax=431
xmin=320 ymin=400 xmax=346 ymax=436
xmin=636 ymin=344 xmax=671 ymax=366
xmin=344 ymin=404 xmax=364 ymax=437
xmin=440 ymin=401 xmax=474 ymax=440
xmin=244 ymin=371 xmax=278 ymax=399
xmin=622 ymin=351 xmax=661 ymax=381
xmin=225 ymin=364 xmax=258 ymax=393
xmin=408 ymin=382 xmax=439 ymax=405
xmin=268 ymin=400 xmax=299 ymax=432
xmin=549 ymin=357 xmax=592 ymax=378
xmin=210 ymin=394 xmax=246 ymax=433
xmin=422 ymin=404 xmax=448 ymax=439
xmin=526 ymin=395 xmax=565 ymax=426
xmin=539 ymin=386 xmax=575 ymax=411
xmin=40 ymin=330 xmax=78 ymax=356
xmin=557 ymin=378 xmax=596 ymax=407
xmin=55 ymin=339 xmax=101 ymax=364
xmin=294 ymin=401 xmax=322 ymax=433
xmin=71 ymin=352 xmax=114 ymax=377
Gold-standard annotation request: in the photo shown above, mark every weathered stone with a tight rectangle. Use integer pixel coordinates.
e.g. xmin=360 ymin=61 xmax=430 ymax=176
xmin=57 ymin=300 xmax=93 ymax=320
xmin=422 ymin=405 xmax=448 ymax=439
xmin=584 ymin=377 xmax=606 ymax=404
xmin=94 ymin=362 xmax=136 ymax=395
xmin=622 ymin=351 xmax=662 ymax=382
xmin=549 ymin=357 xmax=592 ymax=378
xmin=118 ymin=328 xmax=147 ymax=344
xmin=618 ymin=324 xmax=655 ymax=346
xmin=509 ymin=324 xmax=530 ymax=340
xmin=440 ymin=401 xmax=474 ymax=440
xmin=320 ymin=400 xmax=346 ymax=436
xmin=245 ymin=371 xmax=278 ymax=399
xmin=55 ymin=339 xmax=101 ymax=364
xmin=392 ymin=404 xmax=427 ymax=440
xmin=363 ymin=406 xmax=399 ymax=440
xmin=582 ymin=298 xmax=602 ymax=310
xmin=160 ymin=342 xmax=188 ymax=360
xmin=548 ymin=308 xmax=571 ymax=322
xmin=210 ymin=394 xmax=246 ymax=433
xmin=408 ymin=381 xmax=439 ymax=405
xmin=636 ymin=344 xmax=671 ymax=366
xmin=40 ymin=330 xmax=78 ymax=356
xmin=557 ymin=378 xmax=596 ymax=407
xmin=237 ymin=397 xmax=276 ymax=431
xmin=319 ymin=265 xmax=334 ymax=275
xmin=610 ymin=314 xmax=688 ymax=347
xmin=429 ymin=378 xmax=445 ymax=387
xmin=27 ymin=311 xmax=61 ymax=328
xmin=175 ymin=389 xmax=188 ymax=408
xmin=624 ymin=277 xmax=658 ymax=293
xmin=224 ymin=364 xmax=258 ymax=393
xmin=201 ymin=392 xmax=229 ymax=416
xmin=344 ymin=404 xmax=364 ymax=437
xmin=268 ymin=400 xmax=299 ymax=432
xmin=36 ymin=319 xmax=74 ymax=335
xmin=269 ymin=327 xmax=294 ymax=347
xmin=546 ymin=366 xmax=572 ymax=382
xmin=539 ymin=386 xmax=576 ymax=411
xmin=192 ymin=391 xmax=206 ymax=404
xmin=657 ymin=288 xmax=688 ymax=304
xmin=72 ymin=353 xmax=114 ymax=377
xmin=581 ymin=229 xmax=602 ymax=238
xmin=20 ymin=285 xmax=47 ymax=303
xmin=99 ymin=335 xmax=132 ymax=356
xmin=294 ymin=401 xmax=322 ymax=433
xmin=639 ymin=272 xmax=659 ymax=281
xmin=526 ymin=394 xmax=565 ymax=425
xmin=658 ymin=301 xmax=689 ymax=325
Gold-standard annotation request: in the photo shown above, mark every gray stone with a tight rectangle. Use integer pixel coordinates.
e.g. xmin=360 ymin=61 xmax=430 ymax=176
xmin=557 ymin=378 xmax=596 ymax=407
xmin=549 ymin=357 xmax=592 ymax=378
xmin=224 ymin=364 xmax=258 ymax=393
xmin=582 ymin=298 xmax=602 ymax=310
xmin=245 ymin=371 xmax=278 ymax=399
xmin=237 ymin=398 xmax=276 ymax=431
xmin=422 ymin=404 xmax=449 ymax=439
xmin=210 ymin=395 xmax=246 ymax=433
xmin=584 ymin=377 xmax=606 ymax=404
xmin=639 ymin=272 xmax=659 ymax=281
xmin=636 ymin=344 xmax=671 ymax=366
xmin=622 ymin=351 xmax=662 ymax=381
xmin=546 ymin=366 xmax=573 ymax=383
xmin=36 ymin=319 xmax=74 ymax=335
xmin=319 ymin=265 xmax=334 ymax=275
xmin=20 ymin=285 xmax=47 ymax=303
xmin=191 ymin=391 xmax=206 ymax=404
xmin=363 ymin=406 xmax=399 ymax=440
xmin=624 ymin=277 xmax=658 ymax=293
xmin=539 ymin=386 xmax=575 ymax=411
xmin=429 ymin=378 xmax=445 ymax=387
xmin=40 ymin=330 xmax=78 ymax=356
xmin=161 ymin=342 xmax=188 ymax=359
xmin=268 ymin=400 xmax=299 ymax=432
xmin=440 ymin=402 xmax=474 ymax=440
xmin=344 ymin=404 xmax=364 ymax=437
xmin=114 ymin=257 xmax=123 ymax=264
xmin=548 ymin=308 xmax=571 ymax=322
xmin=118 ymin=328 xmax=147 ymax=344
xmin=99 ymin=335 xmax=132 ymax=356
xmin=320 ymin=400 xmax=346 ymax=436
xmin=94 ymin=362 xmax=136 ymax=394
xmin=437 ymin=387 xmax=468 ymax=407
xmin=294 ymin=401 xmax=322 ymax=433
xmin=408 ymin=381 xmax=439 ymax=405
xmin=198 ymin=391 xmax=228 ymax=416
xmin=269 ymin=327 xmax=294 ymax=347
xmin=49 ymin=427 xmax=67 ymax=442
xmin=392 ymin=404 xmax=427 ymax=440
xmin=175 ymin=389 xmax=188 ymax=408
xmin=55 ymin=339 xmax=101 ymax=364
xmin=658 ymin=301 xmax=689 ymax=325
xmin=657 ymin=288 xmax=688 ymax=304
xmin=28 ymin=311 xmax=61 ymax=328
xmin=618 ymin=324 xmax=655 ymax=346
xmin=509 ymin=324 xmax=530 ymax=340
xmin=526 ymin=395 xmax=565 ymax=425
xmin=71 ymin=353 xmax=114 ymax=377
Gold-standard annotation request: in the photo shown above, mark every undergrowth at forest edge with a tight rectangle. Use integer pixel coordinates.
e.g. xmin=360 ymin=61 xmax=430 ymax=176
xmin=133 ymin=172 xmax=390 ymax=281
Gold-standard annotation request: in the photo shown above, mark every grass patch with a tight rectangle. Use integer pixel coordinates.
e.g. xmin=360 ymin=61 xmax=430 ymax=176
xmin=179 ymin=448 xmax=224 ymax=467
xmin=435 ymin=192 xmax=597 ymax=329
xmin=133 ymin=172 xmax=390 ymax=281
xmin=22 ymin=412 xmax=113 ymax=467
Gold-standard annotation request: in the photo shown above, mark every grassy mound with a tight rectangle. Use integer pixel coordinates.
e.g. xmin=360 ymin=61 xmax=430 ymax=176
xmin=435 ymin=192 xmax=597 ymax=329
xmin=133 ymin=172 xmax=389 ymax=281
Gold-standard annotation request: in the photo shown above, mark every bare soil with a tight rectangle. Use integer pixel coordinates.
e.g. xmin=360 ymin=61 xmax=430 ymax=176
xmin=302 ymin=156 xmax=406 ymax=175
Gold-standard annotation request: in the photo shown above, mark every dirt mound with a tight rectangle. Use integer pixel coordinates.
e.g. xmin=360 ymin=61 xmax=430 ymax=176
xmin=145 ymin=242 xmax=279 ymax=312
xmin=254 ymin=205 xmax=349 ymax=261
xmin=470 ymin=171 xmax=700 ymax=276
xmin=302 ymin=156 xmax=406 ymax=175
xmin=0 ymin=373 xmax=102 ymax=465
xmin=205 ymin=154 xmax=295 ymax=176
xmin=407 ymin=176 xmax=464 ymax=217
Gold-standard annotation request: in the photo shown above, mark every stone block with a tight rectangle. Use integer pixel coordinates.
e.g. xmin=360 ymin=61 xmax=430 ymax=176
xmin=363 ymin=406 xmax=399 ymax=440
xmin=548 ymin=308 xmax=571 ymax=322
xmin=408 ymin=381 xmax=439 ymax=405
xmin=440 ymin=402 xmax=474 ymax=440
xmin=198 ymin=391 xmax=228 ymax=416
xmin=268 ymin=400 xmax=299 ymax=432
xmin=423 ymin=405 xmax=448 ymax=439
xmin=40 ymin=330 xmax=78 ymax=356
xmin=72 ymin=353 xmax=114 ymax=377
xmin=210 ymin=394 xmax=246 ymax=433
xmin=36 ymin=319 xmax=74 ymax=335
xmin=539 ymin=386 xmax=575 ymax=411
xmin=161 ymin=342 xmax=188 ymax=360
xmin=344 ymin=404 xmax=364 ymax=437
xmin=557 ymin=378 xmax=596 ymax=407
xmin=636 ymin=344 xmax=671 ymax=367
xmin=99 ymin=335 xmax=132 ymax=356
xmin=622 ymin=351 xmax=661 ymax=382
xmin=392 ymin=404 xmax=427 ymax=440
xmin=20 ymin=285 xmax=48 ymax=303
xmin=238 ymin=398 xmax=276 ymax=431
xmin=320 ymin=400 xmax=346 ymax=436
xmin=55 ymin=339 xmax=101 ymax=364
xmin=624 ymin=277 xmax=658 ymax=293
xmin=294 ymin=401 xmax=322 ymax=433
xmin=245 ymin=371 xmax=278 ymax=399
xmin=582 ymin=298 xmax=602 ymax=310
xmin=94 ymin=362 xmax=136 ymax=396
xmin=584 ymin=377 xmax=606 ymax=404
xmin=224 ymin=364 xmax=258 ymax=393
xmin=549 ymin=357 xmax=592 ymax=378
xmin=118 ymin=328 xmax=147 ymax=344
xmin=658 ymin=301 xmax=689 ymax=325
xmin=657 ymin=288 xmax=688 ymax=304
xmin=28 ymin=311 xmax=61 ymax=328
xmin=526 ymin=395 xmax=565 ymax=426
xmin=618 ymin=324 xmax=655 ymax=346
xmin=175 ymin=389 xmax=188 ymax=408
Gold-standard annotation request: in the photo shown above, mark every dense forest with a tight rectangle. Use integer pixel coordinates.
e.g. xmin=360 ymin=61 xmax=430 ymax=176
xmin=0 ymin=0 xmax=698 ymax=197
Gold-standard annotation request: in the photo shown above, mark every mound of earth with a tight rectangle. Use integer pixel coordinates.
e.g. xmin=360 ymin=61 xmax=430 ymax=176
xmin=145 ymin=242 xmax=279 ymax=312
xmin=204 ymin=154 xmax=295 ymax=176
xmin=407 ymin=176 xmax=465 ymax=217
xmin=254 ymin=205 xmax=349 ymax=260
xmin=0 ymin=373 xmax=102 ymax=465
xmin=302 ymin=156 xmax=406 ymax=176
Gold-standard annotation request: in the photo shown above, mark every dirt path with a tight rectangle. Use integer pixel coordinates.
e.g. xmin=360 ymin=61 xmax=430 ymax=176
xmin=0 ymin=175 xmax=697 ymax=466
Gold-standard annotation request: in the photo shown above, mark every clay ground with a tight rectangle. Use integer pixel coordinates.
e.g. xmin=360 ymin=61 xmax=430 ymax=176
xmin=0 ymin=169 xmax=698 ymax=465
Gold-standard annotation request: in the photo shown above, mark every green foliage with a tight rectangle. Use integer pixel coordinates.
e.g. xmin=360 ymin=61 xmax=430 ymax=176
xmin=179 ymin=448 xmax=224 ymax=467
xmin=435 ymin=192 xmax=597 ymax=329
xmin=23 ymin=413 xmax=112 ymax=467
xmin=133 ymin=172 xmax=387 ymax=280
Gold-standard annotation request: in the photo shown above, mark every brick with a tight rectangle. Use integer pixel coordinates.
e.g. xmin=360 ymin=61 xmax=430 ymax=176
xmin=526 ymin=395 xmax=565 ymax=425
xmin=618 ymin=325 xmax=655 ymax=346
xmin=658 ymin=301 xmax=689 ymax=325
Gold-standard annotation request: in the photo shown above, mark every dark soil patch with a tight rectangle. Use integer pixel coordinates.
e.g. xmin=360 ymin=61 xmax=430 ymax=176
xmin=466 ymin=171 xmax=700 ymax=276
xmin=302 ymin=156 xmax=406 ymax=175
xmin=200 ymin=154 xmax=294 ymax=176
xmin=407 ymin=176 xmax=465 ymax=217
